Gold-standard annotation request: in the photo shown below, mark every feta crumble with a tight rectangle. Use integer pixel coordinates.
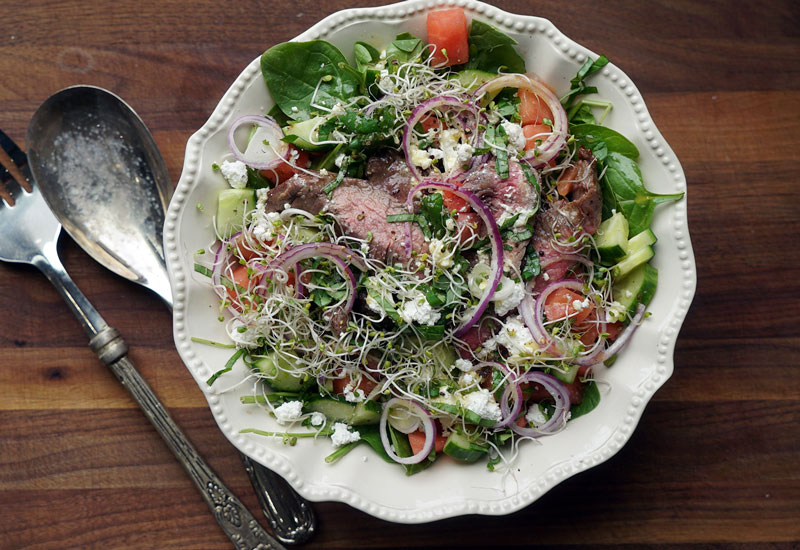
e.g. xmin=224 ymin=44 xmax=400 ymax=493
xmin=343 ymin=383 xmax=366 ymax=403
xmin=607 ymin=300 xmax=628 ymax=323
xmin=454 ymin=358 xmax=474 ymax=372
xmin=492 ymin=277 xmax=525 ymax=316
xmin=461 ymin=388 xmax=502 ymax=422
xmin=501 ymin=121 xmax=527 ymax=153
xmin=273 ymin=401 xmax=303 ymax=425
xmin=525 ymin=403 xmax=547 ymax=426
xmin=429 ymin=238 xmax=454 ymax=269
xmin=398 ymin=290 xmax=441 ymax=326
xmin=309 ymin=412 xmax=326 ymax=427
xmin=330 ymin=422 xmax=361 ymax=447
xmin=483 ymin=315 xmax=538 ymax=357
xmin=220 ymin=159 xmax=248 ymax=189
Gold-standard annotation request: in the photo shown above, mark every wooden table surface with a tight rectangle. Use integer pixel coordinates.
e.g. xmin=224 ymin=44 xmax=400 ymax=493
xmin=1 ymin=1 xmax=798 ymax=548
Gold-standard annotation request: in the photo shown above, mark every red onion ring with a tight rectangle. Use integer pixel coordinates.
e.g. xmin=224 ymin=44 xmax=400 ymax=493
xmin=595 ymin=303 xmax=646 ymax=362
xmin=379 ymin=398 xmax=436 ymax=464
xmin=511 ymin=372 xmax=571 ymax=438
xmin=401 ymin=96 xmax=481 ymax=181
xmin=473 ymin=74 xmax=568 ymax=167
xmin=227 ymin=115 xmax=289 ymax=170
xmin=404 ymin=181 xmax=503 ymax=337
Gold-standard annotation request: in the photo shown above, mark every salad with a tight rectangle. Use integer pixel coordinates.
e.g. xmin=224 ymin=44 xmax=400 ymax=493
xmin=195 ymin=8 xmax=682 ymax=474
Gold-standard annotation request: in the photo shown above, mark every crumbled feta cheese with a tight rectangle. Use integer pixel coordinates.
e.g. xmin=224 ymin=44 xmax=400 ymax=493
xmin=461 ymin=388 xmax=502 ymax=421
xmin=429 ymin=238 xmax=454 ymax=269
xmin=493 ymin=278 xmax=525 ymax=316
xmin=543 ymin=272 xmax=550 ymax=281
xmin=572 ymin=297 xmax=590 ymax=312
xmin=343 ymin=383 xmax=366 ymax=403
xmin=334 ymin=153 xmax=346 ymax=168
xmin=309 ymin=412 xmax=326 ymax=427
xmin=398 ymin=290 xmax=441 ymax=326
xmin=252 ymin=211 xmax=281 ymax=242
xmin=607 ymin=300 xmax=628 ymax=323
xmin=454 ymin=358 xmax=473 ymax=372
xmin=438 ymin=129 xmax=472 ymax=172
xmin=525 ymin=403 xmax=547 ymax=426
xmin=455 ymin=143 xmax=474 ymax=166
xmin=459 ymin=372 xmax=477 ymax=387
xmin=501 ymin=121 xmax=527 ymax=153
xmin=445 ymin=217 xmax=456 ymax=231
xmin=409 ymin=146 xmax=434 ymax=170
xmin=291 ymin=106 xmax=299 ymax=113
xmin=330 ymin=422 xmax=361 ymax=447
xmin=220 ymin=160 xmax=248 ymax=189
xmin=483 ymin=315 xmax=538 ymax=357
xmin=273 ymin=401 xmax=303 ymax=425
xmin=255 ymin=187 xmax=269 ymax=209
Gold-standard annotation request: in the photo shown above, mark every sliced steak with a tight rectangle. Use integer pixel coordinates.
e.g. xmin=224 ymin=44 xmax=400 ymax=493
xmin=458 ymin=160 xmax=537 ymax=272
xmin=365 ymin=150 xmax=415 ymax=202
xmin=532 ymin=147 xmax=602 ymax=290
xmin=262 ymin=172 xmax=428 ymax=265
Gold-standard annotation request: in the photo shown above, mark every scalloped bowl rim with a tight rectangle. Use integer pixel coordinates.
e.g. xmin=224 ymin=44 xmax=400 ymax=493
xmin=164 ymin=0 xmax=696 ymax=523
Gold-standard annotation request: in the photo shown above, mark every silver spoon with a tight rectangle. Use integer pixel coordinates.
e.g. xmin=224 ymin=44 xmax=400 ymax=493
xmin=26 ymin=85 xmax=315 ymax=545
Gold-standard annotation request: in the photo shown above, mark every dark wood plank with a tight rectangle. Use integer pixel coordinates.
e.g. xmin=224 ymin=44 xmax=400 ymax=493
xmin=1 ymin=0 xmax=798 ymax=548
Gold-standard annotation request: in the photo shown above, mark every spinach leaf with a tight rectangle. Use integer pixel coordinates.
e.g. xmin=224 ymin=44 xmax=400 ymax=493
xmin=420 ymin=192 xmax=446 ymax=238
xmin=353 ymin=41 xmax=380 ymax=71
xmin=463 ymin=20 xmax=526 ymax=74
xmin=604 ymin=152 xmax=684 ymax=236
xmin=487 ymin=124 xmax=509 ymax=179
xmin=389 ymin=425 xmax=436 ymax=475
xmin=570 ymin=381 xmax=601 ymax=419
xmin=521 ymin=244 xmax=541 ymax=282
xmin=569 ymin=103 xmax=596 ymax=125
xmin=261 ymin=41 xmax=360 ymax=120
xmin=562 ymin=55 xmax=609 ymax=111
xmin=246 ymin=166 xmax=272 ymax=189
xmin=572 ymin=124 xmax=639 ymax=160
xmin=385 ymin=32 xmax=426 ymax=64
xmin=355 ymin=424 xmax=394 ymax=463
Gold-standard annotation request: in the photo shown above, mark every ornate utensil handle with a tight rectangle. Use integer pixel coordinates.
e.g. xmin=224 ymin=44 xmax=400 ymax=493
xmin=34 ymin=251 xmax=285 ymax=550
xmin=241 ymin=455 xmax=315 ymax=544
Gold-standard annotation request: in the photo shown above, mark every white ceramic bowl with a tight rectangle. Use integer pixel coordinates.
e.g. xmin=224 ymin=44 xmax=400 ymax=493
xmin=164 ymin=0 xmax=696 ymax=523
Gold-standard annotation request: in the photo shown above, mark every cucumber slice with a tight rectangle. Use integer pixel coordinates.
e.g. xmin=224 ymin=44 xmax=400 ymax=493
xmin=431 ymin=402 xmax=497 ymax=428
xmin=443 ymin=431 xmax=490 ymax=462
xmin=453 ymin=69 xmax=498 ymax=95
xmin=550 ymin=363 xmax=580 ymax=384
xmin=612 ymin=263 xmax=658 ymax=315
xmin=305 ymin=397 xmax=381 ymax=425
xmin=628 ymin=228 xmax=657 ymax=252
xmin=284 ymin=116 xmax=328 ymax=152
xmin=215 ymin=188 xmax=255 ymax=238
xmin=252 ymin=352 xmax=313 ymax=392
xmin=611 ymin=244 xmax=654 ymax=279
xmin=596 ymin=212 xmax=629 ymax=264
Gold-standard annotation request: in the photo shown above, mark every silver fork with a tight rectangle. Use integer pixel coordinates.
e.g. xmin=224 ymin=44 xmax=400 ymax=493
xmin=0 ymin=129 xmax=285 ymax=550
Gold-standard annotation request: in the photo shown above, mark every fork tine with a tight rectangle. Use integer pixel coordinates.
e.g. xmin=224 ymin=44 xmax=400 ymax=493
xmin=0 ymin=151 xmax=16 ymax=205
xmin=0 ymin=128 xmax=32 ymax=193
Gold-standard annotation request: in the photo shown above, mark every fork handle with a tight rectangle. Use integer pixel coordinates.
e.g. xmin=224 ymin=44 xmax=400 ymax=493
xmin=32 ymin=252 xmax=285 ymax=550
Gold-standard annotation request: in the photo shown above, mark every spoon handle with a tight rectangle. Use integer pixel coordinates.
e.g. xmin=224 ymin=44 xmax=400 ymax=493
xmin=33 ymin=251 xmax=285 ymax=550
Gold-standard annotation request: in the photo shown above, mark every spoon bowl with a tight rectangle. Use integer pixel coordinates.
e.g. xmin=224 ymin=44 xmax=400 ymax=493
xmin=26 ymin=85 xmax=173 ymax=306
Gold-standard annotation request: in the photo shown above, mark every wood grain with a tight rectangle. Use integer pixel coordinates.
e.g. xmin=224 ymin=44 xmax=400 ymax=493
xmin=1 ymin=0 xmax=798 ymax=549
